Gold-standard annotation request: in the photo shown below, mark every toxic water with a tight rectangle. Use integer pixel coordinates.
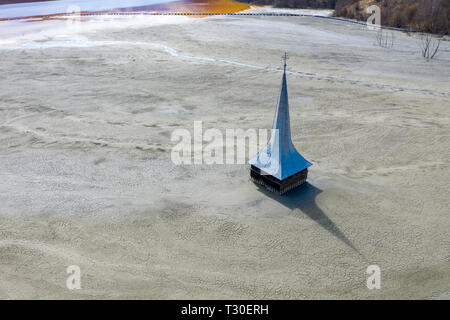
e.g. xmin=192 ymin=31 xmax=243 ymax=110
xmin=0 ymin=0 xmax=250 ymax=20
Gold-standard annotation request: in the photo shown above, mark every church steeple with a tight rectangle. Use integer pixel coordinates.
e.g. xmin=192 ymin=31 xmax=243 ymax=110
xmin=249 ymin=54 xmax=312 ymax=195
xmin=272 ymin=53 xmax=293 ymax=172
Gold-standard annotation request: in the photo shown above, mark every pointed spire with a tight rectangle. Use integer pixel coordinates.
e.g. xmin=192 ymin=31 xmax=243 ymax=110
xmin=272 ymin=56 xmax=293 ymax=160
xmin=249 ymin=53 xmax=312 ymax=181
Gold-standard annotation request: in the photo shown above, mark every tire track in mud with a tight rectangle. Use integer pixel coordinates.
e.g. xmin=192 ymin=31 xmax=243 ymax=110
xmin=4 ymin=38 xmax=448 ymax=97
xmin=0 ymin=239 xmax=85 ymax=261
xmin=150 ymin=43 xmax=450 ymax=97
xmin=1 ymin=122 xmax=163 ymax=151
xmin=0 ymin=239 xmax=162 ymax=271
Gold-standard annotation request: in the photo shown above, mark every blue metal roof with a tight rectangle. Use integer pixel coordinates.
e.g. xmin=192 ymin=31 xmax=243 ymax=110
xmin=249 ymin=65 xmax=312 ymax=180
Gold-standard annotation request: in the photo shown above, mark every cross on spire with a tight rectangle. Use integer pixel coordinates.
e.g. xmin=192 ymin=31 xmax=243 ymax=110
xmin=282 ymin=52 xmax=288 ymax=72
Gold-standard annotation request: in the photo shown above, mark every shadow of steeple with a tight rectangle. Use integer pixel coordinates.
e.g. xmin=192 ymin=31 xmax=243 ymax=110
xmin=255 ymin=182 xmax=362 ymax=256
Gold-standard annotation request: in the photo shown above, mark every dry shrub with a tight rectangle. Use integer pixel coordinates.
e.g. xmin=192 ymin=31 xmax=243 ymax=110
xmin=420 ymin=34 xmax=442 ymax=60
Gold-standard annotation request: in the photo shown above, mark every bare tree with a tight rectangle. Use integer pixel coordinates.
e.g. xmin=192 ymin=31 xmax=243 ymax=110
xmin=376 ymin=30 xmax=395 ymax=48
xmin=420 ymin=34 xmax=441 ymax=60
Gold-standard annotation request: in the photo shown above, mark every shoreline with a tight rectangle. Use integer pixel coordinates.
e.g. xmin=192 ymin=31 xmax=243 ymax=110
xmin=0 ymin=0 xmax=251 ymax=21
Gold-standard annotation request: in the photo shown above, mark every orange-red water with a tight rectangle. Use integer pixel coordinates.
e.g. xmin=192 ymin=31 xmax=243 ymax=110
xmin=1 ymin=0 xmax=251 ymax=22
xmin=116 ymin=0 xmax=250 ymax=14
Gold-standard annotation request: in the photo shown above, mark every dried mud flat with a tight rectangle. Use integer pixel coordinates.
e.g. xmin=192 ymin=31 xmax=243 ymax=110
xmin=0 ymin=11 xmax=449 ymax=299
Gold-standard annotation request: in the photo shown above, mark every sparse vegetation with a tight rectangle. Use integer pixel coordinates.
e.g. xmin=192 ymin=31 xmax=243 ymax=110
xmin=420 ymin=34 xmax=442 ymax=60
xmin=376 ymin=30 xmax=395 ymax=48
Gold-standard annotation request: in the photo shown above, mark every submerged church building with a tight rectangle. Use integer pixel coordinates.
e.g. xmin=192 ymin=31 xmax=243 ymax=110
xmin=249 ymin=55 xmax=312 ymax=195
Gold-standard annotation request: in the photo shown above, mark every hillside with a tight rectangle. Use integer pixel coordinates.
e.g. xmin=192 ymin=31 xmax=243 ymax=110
xmin=241 ymin=0 xmax=449 ymax=34
xmin=335 ymin=0 xmax=449 ymax=34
